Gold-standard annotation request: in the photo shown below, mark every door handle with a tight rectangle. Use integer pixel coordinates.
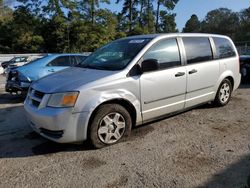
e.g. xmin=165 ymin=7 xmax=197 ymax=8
xmin=188 ymin=69 xmax=197 ymax=74
xmin=175 ymin=72 xmax=185 ymax=77
xmin=48 ymin=69 xmax=55 ymax=72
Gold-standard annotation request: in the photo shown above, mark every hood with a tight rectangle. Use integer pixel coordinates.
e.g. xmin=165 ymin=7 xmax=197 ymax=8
xmin=32 ymin=67 xmax=118 ymax=93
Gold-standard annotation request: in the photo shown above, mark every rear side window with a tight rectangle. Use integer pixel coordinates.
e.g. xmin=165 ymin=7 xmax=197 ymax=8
xmin=143 ymin=38 xmax=181 ymax=69
xmin=213 ymin=37 xmax=236 ymax=59
xmin=47 ymin=56 xmax=71 ymax=66
xmin=183 ymin=37 xmax=213 ymax=64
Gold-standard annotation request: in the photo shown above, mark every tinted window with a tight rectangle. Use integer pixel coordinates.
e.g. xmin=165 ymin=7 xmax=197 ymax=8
xmin=69 ymin=56 xmax=78 ymax=66
xmin=183 ymin=37 xmax=213 ymax=64
xmin=213 ymin=37 xmax=236 ymax=59
xmin=143 ymin=38 xmax=181 ymax=69
xmin=75 ymin=56 xmax=87 ymax=64
xmin=48 ymin=56 xmax=71 ymax=66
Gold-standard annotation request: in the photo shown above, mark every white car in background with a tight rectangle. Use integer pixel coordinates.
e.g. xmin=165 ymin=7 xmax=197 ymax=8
xmin=0 ymin=66 xmax=3 ymax=74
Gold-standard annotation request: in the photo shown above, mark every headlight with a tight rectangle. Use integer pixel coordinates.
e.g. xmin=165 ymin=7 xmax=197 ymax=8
xmin=47 ymin=92 xmax=79 ymax=108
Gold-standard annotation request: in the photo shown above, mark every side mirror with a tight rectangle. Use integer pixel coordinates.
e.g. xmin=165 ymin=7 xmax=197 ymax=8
xmin=141 ymin=59 xmax=159 ymax=73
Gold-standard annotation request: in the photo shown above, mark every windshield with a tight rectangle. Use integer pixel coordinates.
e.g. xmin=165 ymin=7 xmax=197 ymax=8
xmin=78 ymin=38 xmax=151 ymax=71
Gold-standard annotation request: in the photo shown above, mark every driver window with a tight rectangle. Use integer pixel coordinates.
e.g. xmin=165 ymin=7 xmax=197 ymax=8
xmin=143 ymin=38 xmax=181 ymax=69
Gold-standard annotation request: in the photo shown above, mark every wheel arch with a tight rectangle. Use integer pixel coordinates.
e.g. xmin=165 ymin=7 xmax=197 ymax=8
xmin=87 ymin=98 xmax=137 ymax=135
xmin=225 ymin=76 xmax=234 ymax=89
xmin=216 ymin=71 xmax=235 ymax=92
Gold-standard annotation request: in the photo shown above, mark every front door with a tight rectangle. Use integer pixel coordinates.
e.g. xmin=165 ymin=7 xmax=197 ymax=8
xmin=140 ymin=38 xmax=187 ymax=121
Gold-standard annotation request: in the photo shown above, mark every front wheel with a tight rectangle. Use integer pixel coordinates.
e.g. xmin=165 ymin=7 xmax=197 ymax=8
xmin=214 ymin=79 xmax=232 ymax=106
xmin=89 ymin=104 xmax=132 ymax=148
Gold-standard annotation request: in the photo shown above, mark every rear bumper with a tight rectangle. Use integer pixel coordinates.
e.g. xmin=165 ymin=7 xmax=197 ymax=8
xmin=234 ymin=73 xmax=241 ymax=91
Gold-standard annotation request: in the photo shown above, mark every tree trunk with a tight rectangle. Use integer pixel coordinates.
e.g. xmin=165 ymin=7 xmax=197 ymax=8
xmin=129 ymin=0 xmax=133 ymax=32
xmin=91 ymin=0 xmax=95 ymax=25
xmin=147 ymin=0 xmax=150 ymax=31
xmin=155 ymin=0 xmax=160 ymax=32
xmin=139 ymin=0 xmax=144 ymax=27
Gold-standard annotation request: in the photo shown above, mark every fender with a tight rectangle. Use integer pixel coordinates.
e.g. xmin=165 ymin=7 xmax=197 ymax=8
xmin=74 ymin=88 xmax=142 ymax=124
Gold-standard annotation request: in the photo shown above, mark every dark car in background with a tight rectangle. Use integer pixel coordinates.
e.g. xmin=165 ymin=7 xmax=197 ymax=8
xmin=6 ymin=54 xmax=87 ymax=95
xmin=240 ymin=55 xmax=250 ymax=83
xmin=1 ymin=56 xmax=29 ymax=69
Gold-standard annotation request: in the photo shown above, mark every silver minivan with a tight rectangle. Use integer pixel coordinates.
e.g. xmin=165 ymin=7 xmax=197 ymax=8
xmin=24 ymin=33 xmax=241 ymax=148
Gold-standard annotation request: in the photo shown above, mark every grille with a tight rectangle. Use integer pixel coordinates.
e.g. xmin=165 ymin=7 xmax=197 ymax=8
xmin=28 ymin=88 xmax=45 ymax=108
xmin=34 ymin=90 xmax=45 ymax=98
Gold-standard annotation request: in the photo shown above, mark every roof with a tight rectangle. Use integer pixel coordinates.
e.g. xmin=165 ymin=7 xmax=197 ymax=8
xmin=118 ymin=33 xmax=230 ymax=41
xmin=47 ymin=53 xmax=87 ymax=57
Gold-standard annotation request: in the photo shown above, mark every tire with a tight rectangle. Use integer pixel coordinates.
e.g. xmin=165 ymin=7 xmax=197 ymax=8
xmin=88 ymin=104 xmax=132 ymax=148
xmin=240 ymin=67 xmax=248 ymax=83
xmin=214 ymin=79 xmax=232 ymax=107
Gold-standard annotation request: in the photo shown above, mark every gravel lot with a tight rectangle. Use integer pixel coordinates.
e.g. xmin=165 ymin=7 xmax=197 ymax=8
xmin=0 ymin=74 xmax=249 ymax=188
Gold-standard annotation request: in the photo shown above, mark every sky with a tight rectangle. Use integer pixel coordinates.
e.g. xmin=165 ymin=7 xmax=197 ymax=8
xmin=101 ymin=0 xmax=250 ymax=31
xmin=174 ymin=0 xmax=250 ymax=31
xmin=8 ymin=0 xmax=250 ymax=31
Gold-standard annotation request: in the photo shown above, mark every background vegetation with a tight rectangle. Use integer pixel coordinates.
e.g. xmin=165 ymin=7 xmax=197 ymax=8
xmin=0 ymin=0 xmax=249 ymax=53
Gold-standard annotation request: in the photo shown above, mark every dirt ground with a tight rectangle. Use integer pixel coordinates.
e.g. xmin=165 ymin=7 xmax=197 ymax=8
xmin=0 ymin=74 xmax=249 ymax=188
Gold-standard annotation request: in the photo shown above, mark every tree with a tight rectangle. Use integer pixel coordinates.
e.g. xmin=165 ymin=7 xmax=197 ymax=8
xmin=155 ymin=0 xmax=178 ymax=32
xmin=158 ymin=11 xmax=178 ymax=33
xmin=201 ymin=8 xmax=239 ymax=40
xmin=183 ymin=14 xmax=201 ymax=33
xmin=76 ymin=0 xmax=110 ymax=25
xmin=11 ymin=6 xmax=44 ymax=52
xmin=237 ymin=7 xmax=250 ymax=42
xmin=116 ymin=0 xmax=139 ymax=33
xmin=0 ymin=0 xmax=13 ymax=22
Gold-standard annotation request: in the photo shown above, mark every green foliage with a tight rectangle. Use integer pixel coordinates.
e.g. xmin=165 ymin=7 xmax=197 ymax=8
xmin=1 ymin=1 xmax=250 ymax=54
xmin=201 ymin=8 xmax=239 ymax=40
xmin=155 ymin=0 xmax=178 ymax=32
xmin=182 ymin=14 xmax=201 ymax=33
xmin=158 ymin=11 xmax=178 ymax=33
xmin=237 ymin=7 xmax=250 ymax=42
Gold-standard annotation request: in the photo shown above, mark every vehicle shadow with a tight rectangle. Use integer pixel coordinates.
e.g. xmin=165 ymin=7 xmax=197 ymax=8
xmin=0 ymin=93 xmax=25 ymax=104
xmin=239 ymin=83 xmax=250 ymax=89
xmin=198 ymin=153 xmax=250 ymax=188
xmin=0 ymin=105 xmax=94 ymax=159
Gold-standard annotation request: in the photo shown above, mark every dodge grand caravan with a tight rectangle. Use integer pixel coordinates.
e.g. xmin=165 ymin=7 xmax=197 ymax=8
xmin=24 ymin=33 xmax=241 ymax=148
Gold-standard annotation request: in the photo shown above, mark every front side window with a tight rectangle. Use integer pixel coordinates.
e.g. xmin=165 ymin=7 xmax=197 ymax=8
xmin=69 ymin=56 xmax=79 ymax=66
xmin=183 ymin=37 xmax=213 ymax=64
xmin=47 ymin=56 xmax=71 ymax=66
xmin=213 ymin=37 xmax=236 ymax=59
xmin=75 ymin=56 xmax=87 ymax=64
xmin=143 ymin=38 xmax=181 ymax=69
xmin=78 ymin=38 xmax=151 ymax=71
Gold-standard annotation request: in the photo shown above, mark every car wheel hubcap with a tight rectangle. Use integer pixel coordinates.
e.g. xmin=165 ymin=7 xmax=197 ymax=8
xmin=219 ymin=83 xmax=230 ymax=103
xmin=98 ymin=112 xmax=126 ymax=144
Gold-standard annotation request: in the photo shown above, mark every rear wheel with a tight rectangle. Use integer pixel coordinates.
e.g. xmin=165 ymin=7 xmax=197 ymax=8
xmin=89 ymin=104 xmax=132 ymax=148
xmin=214 ymin=79 xmax=232 ymax=106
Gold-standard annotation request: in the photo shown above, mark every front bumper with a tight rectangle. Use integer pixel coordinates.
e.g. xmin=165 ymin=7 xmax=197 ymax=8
xmin=24 ymin=98 xmax=90 ymax=143
xmin=5 ymin=80 xmax=30 ymax=93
